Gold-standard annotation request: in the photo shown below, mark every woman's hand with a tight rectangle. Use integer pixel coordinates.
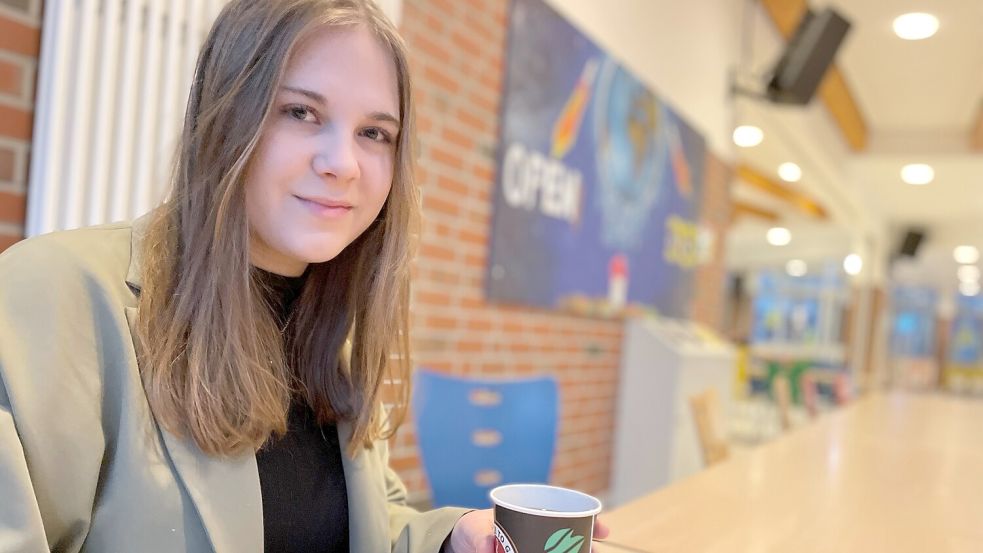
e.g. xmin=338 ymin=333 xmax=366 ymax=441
xmin=447 ymin=508 xmax=610 ymax=552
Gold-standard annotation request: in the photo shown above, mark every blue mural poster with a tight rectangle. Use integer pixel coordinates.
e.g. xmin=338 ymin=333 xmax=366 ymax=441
xmin=950 ymin=294 xmax=983 ymax=366
xmin=890 ymin=287 xmax=937 ymax=358
xmin=485 ymin=0 xmax=707 ymax=318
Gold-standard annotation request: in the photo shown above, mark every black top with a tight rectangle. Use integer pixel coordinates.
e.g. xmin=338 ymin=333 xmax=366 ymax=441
xmin=254 ymin=268 xmax=350 ymax=553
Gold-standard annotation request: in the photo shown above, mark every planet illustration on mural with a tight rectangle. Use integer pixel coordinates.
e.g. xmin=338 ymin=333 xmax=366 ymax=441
xmin=593 ymin=58 xmax=668 ymax=252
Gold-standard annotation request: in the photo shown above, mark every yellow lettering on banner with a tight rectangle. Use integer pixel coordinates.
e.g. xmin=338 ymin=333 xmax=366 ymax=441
xmin=664 ymin=216 xmax=700 ymax=268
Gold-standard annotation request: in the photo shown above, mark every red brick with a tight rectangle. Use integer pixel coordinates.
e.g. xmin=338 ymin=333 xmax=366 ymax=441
xmin=0 ymin=191 xmax=24 ymax=223
xmin=427 ymin=220 xmax=452 ymax=237
xmin=456 ymin=340 xmax=483 ymax=352
xmin=417 ymin=113 xmax=434 ymax=134
xmin=0 ymin=15 xmax=39 ymax=57
xmin=455 ymin=108 xmax=492 ymax=134
xmin=463 ymin=253 xmax=486 ymax=268
xmin=425 ymin=315 xmax=457 ymax=330
xmin=419 ymin=242 xmax=455 ymax=262
xmin=425 ymin=267 xmax=460 ymax=285
xmin=0 ymin=146 xmax=14 ymax=181
xmin=403 ymin=2 xmax=445 ymax=35
xmin=436 ymin=174 xmax=469 ymax=196
xmin=0 ymin=105 xmax=31 ymax=140
xmin=450 ymin=29 xmax=483 ymax=59
xmin=478 ymin=70 xmax=502 ymax=96
xmin=429 ymin=144 xmax=465 ymax=170
xmin=415 ymin=289 xmax=452 ymax=307
xmin=473 ymin=163 xmax=495 ymax=182
xmin=430 ymin=0 xmax=459 ymax=19
xmin=464 ymin=10 xmax=499 ymax=44
xmin=466 ymin=318 xmax=492 ymax=331
xmin=414 ymin=84 xmax=430 ymax=107
xmin=422 ymin=63 xmax=461 ymax=95
xmin=441 ymin=126 xmax=476 ymax=151
xmin=412 ymin=33 xmax=452 ymax=66
xmin=458 ymin=228 xmax=487 ymax=246
xmin=491 ymin=6 xmax=508 ymax=27
xmin=423 ymin=193 xmax=461 ymax=217
xmin=0 ymin=233 xmax=20 ymax=252
xmin=0 ymin=58 xmax=21 ymax=95
xmin=503 ymin=320 xmax=524 ymax=333
xmin=469 ymin=90 xmax=499 ymax=117
xmin=474 ymin=186 xmax=491 ymax=203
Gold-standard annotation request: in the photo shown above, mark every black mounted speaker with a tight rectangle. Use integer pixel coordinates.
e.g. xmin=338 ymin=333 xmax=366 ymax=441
xmin=898 ymin=228 xmax=926 ymax=259
xmin=766 ymin=7 xmax=852 ymax=105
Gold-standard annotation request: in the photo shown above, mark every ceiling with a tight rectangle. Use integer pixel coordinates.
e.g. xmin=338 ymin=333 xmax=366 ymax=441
xmin=729 ymin=0 xmax=983 ymax=292
xmin=827 ymin=0 xmax=983 ymax=131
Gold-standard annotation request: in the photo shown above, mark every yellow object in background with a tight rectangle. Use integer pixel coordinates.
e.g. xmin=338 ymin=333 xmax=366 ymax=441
xmin=550 ymin=58 xmax=599 ymax=160
xmin=734 ymin=345 xmax=750 ymax=399
xmin=942 ymin=364 xmax=983 ymax=391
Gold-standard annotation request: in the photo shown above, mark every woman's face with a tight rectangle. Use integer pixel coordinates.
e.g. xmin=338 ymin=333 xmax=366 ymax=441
xmin=245 ymin=25 xmax=400 ymax=276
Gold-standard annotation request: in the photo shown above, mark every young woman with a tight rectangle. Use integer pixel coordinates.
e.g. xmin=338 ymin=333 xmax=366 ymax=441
xmin=0 ymin=1 xmax=606 ymax=551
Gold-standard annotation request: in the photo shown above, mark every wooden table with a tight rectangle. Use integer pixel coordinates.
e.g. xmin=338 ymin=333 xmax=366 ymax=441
xmin=596 ymin=393 xmax=983 ymax=553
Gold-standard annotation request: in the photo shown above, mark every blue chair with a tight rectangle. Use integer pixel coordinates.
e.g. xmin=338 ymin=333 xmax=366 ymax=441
xmin=412 ymin=369 xmax=559 ymax=508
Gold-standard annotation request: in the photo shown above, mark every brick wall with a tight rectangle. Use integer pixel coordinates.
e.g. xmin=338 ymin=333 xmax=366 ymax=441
xmin=396 ymin=0 xmax=732 ymax=502
xmin=691 ymin=152 xmax=733 ymax=332
xmin=0 ymin=0 xmax=40 ymax=252
xmin=395 ymin=0 xmax=622 ymax=500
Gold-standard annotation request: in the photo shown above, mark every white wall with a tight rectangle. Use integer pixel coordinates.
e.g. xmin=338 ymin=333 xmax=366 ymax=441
xmin=544 ymin=0 xmax=742 ymax=159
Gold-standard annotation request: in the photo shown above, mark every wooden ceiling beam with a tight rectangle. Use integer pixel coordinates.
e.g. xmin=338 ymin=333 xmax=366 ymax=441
xmin=735 ymin=163 xmax=828 ymax=219
xmin=760 ymin=0 xmax=868 ymax=152
xmin=732 ymin=201 xmax=781 ymax=223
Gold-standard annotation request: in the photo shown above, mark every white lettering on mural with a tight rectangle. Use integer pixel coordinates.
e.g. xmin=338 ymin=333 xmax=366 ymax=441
xmin=502 ymin=142 xmax=582 ymax=224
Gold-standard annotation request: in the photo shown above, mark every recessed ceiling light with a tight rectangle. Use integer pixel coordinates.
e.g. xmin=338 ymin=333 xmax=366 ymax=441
xmin=786 ymin=259 xmax=807 ymax=277
xmin=767 ymin=227 xmax=791 ymax=246
xmin=958 ymin=265 xmax=981 ymax=283
xmin=893 ymin=13 xmax=939 ymax=41
xmin=733 ymin=125 xmax=763 ymax=148
xmin=954 ymin=245 xmax=980 ymax=265
xmin=960 ymin=281 xmax=980 ymax=297
xmin=778 ymin=162 xmax=802 ymax=183
xmin=901 ymin=163 xmax=934 ymax=185
xmin=843 ymin=254 xmax=863 ymax=276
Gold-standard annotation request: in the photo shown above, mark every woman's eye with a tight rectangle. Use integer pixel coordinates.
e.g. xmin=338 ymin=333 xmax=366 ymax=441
xmin=362 ymin=127 xmax=393 ymax=144
xmin=285 ymin=105 xmax=317 ymax=123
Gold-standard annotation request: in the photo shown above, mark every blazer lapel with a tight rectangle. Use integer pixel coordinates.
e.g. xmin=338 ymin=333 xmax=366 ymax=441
xmin=123 ymin=218 xmax=264 ymax=553
xmin=338 ymin=421 xmax=390 ymax=553
xmin=124 ymin=307 xmax=264 ymax=553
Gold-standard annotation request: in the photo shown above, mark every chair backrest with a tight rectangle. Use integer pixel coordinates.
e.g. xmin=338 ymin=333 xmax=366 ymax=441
xmin=801 ymin=373 xmax=819 ymax=419
xmin=412 ymin=369 xmax=559 ymax=508
xmin=832 ymin=372 xmax=852 ymax=405
xmin=689 ymin=388 xmax=730 ymax=467
xmin=773 ymin=376 xmax=793 ymax=431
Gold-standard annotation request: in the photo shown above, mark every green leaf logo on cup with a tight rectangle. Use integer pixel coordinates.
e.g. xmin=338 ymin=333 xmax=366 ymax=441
xmin=490 ymin=484 xmax=602 ymax=553
xmin=544 ymin=528 xmax=585 ymax=553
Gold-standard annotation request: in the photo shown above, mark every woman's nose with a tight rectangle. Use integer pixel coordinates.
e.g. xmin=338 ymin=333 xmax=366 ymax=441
xmin=312 ymin=129 xmax=361 ymax=183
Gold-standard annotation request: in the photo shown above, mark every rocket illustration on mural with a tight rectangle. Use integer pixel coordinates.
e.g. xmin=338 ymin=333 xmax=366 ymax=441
xmin=551 ymin=58 xmax=599 ymax=160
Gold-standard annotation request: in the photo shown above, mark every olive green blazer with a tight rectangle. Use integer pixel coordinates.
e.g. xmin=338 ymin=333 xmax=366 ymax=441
xmin=0 ymin=216 xmax=466 ymax=552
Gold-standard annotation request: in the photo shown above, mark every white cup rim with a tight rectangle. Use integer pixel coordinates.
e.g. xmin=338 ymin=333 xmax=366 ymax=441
xmin=489 ymin=483 xmax=603 ymax=518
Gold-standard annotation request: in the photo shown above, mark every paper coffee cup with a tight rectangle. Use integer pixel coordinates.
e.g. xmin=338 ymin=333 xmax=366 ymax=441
xmin=490 ymin=484 xmax=602 ymax=553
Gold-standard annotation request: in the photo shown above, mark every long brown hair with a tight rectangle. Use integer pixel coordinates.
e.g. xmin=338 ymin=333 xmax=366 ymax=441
xmin=135 ymin=0 xmax=418 ymax=457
